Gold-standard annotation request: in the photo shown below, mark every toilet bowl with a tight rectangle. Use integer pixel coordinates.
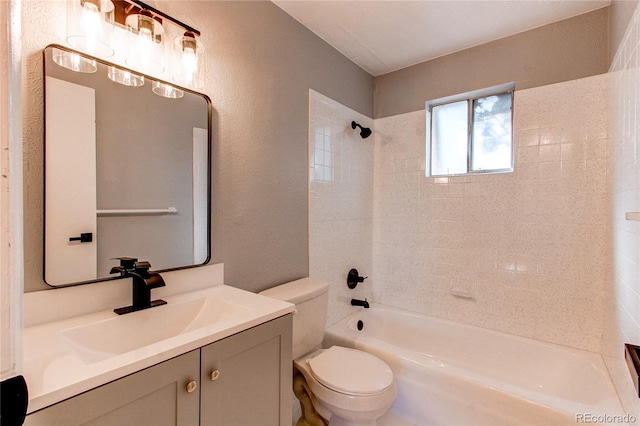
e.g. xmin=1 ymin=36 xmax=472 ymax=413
xmin=294 ymin=346 xmax=396 ymax=426
xmin=259 ymin=278 xmax=396 ymax=426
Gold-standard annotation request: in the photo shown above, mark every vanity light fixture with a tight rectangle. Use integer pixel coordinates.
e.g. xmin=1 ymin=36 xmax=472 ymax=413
xmin=58 ymin=0 xmax=205 ymax=95
xmin=172 ymin=31 xmax=205 ymax=90
xmin=55 ymin=0 xmax=115 ymax=73
xmin=66 ymin=0 xmax=115 ymax=57
xmin=125 ymin=9 xmax=165 ymax=75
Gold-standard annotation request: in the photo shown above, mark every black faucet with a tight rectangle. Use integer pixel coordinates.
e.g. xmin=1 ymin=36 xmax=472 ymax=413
xmin=111 ymin=257 xmax=167 ymax=315
xmin=351 ymin=298 xmax=369 ymax=309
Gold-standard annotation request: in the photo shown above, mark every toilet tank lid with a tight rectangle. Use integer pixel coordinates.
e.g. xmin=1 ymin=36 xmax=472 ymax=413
xmin=259 ymin=277 xmax=328 ymax=304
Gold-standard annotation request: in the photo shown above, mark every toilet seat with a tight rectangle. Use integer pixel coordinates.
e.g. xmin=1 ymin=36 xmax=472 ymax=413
xmin=307 ymin=346 xmax=394 ymax=396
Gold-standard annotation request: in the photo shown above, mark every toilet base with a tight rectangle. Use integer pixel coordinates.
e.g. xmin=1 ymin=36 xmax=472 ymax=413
xmin=293 ymin=362 xmax=392 ymax=426
xmin=293 ymin=369 xmax=328 ymax=426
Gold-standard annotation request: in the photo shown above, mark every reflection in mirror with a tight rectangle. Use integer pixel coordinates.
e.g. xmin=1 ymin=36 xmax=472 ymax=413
xmin=44 ymin=45 xmax=211 ymax=287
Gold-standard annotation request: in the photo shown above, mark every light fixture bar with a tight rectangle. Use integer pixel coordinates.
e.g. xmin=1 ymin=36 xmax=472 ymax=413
xmin=124 ymin=0 xmax=200 ymax=36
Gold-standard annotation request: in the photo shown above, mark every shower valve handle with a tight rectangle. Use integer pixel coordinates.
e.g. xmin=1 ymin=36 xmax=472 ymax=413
xmin=347 ymin=268 xmax=367 ymax=289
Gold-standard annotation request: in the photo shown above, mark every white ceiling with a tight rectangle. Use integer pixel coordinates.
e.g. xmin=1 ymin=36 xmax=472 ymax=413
xmin=272 ymin=0 xmax=611 ymax=76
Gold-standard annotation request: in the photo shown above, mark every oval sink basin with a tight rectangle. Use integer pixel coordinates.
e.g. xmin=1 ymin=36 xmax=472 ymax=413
xmin=60 ymin=297 xmax=250 ymax=364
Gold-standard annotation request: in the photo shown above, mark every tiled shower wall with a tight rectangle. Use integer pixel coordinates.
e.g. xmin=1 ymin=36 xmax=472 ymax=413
xmin=309 ymin=90 xmax=374 ymax=328
xmin=603 ymin=1 xmax=640 ymax=414
xmin=310 ymin=76 xmax=610 ymax=353
xmin=373 ymin=75 xmax=610 ymax=352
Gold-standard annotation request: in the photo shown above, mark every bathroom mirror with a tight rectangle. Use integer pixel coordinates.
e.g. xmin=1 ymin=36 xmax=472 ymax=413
xmin=43 ymin=44 xmax=211 ymax=287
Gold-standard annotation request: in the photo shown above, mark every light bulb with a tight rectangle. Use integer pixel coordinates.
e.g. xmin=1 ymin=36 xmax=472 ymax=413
xmin=125 ymin=10 xmax=164 ymax=75
xmin=182 ymin=47 xmax=197 ymax=86
xmin=66 ymin=0 xmax=114 ymax=58
xmin=137 ymin=26 xmax=154 ymax=68
xmin=80 ymin=1 xmax=102 ymax=52
xmin=173 ymin=32 xmax=204 ymax=90
xmin=183 ymin=47 xmax=197 ymax=73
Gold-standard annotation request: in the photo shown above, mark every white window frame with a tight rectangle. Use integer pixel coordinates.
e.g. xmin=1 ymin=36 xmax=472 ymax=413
xmin=426 ymin=83 xmax=515 ymax=177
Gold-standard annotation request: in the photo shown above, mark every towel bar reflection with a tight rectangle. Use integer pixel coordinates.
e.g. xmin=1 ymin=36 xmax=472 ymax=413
xmin=97 ymin=207 xmax=178 ymax=216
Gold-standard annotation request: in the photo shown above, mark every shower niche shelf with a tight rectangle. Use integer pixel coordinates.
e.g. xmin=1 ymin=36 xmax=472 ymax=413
xmin=626 ymin=212 xmax=640 ymax=222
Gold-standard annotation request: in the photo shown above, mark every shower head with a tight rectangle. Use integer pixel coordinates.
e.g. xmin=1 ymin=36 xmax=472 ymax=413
xmin=351 ymin=121 xmax=372 ymax=139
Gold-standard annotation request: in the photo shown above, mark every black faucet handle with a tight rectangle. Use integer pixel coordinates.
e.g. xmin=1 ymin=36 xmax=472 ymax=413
xmin=109 ymin=258 xmax=155 ymax=277
xmin=110 ymin=257 xmax=138 ymax=272
xmin=109 ymin=266 xmax=124 ymax=274
xmin=347 ymin=268 xmax=368 ymax=289
xmin=134 ymin=260 xmax=152 ymax=270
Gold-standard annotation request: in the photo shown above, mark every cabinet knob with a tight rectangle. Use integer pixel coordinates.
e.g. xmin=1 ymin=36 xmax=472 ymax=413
xmin=210 ymin=369 xmax=220 ymax=381
xmin=186 ymin=380 xmax=198 ymax=393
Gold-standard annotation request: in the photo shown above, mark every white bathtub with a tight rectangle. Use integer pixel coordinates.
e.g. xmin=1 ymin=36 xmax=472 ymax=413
xmin=323 ymin=304 xmax=626 ymax=426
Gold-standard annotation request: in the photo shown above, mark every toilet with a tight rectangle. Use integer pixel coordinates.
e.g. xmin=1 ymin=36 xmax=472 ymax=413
xmin=259 ymin=278 xmax=396 ymax=426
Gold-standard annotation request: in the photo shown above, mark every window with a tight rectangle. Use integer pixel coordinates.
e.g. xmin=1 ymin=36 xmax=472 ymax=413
xmin=427 ymin=86 xmax=514 ymax=176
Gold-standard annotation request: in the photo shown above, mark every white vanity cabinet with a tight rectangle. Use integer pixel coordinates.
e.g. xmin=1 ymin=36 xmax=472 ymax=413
xmin=25 ymin=315 xmax=292 ymax=426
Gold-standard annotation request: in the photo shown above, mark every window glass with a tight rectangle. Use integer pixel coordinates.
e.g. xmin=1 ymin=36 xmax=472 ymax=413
xmin=431 ymin=100 xmax=468 ymax=176
xmin=471 ymin=93 xmax=512 ymax=171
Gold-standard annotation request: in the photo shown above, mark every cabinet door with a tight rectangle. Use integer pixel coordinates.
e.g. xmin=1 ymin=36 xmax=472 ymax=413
xmin=200 ymin=314 xmax=293 ymax=426
xmin=25 ymin=350 xmax=200 ymax=426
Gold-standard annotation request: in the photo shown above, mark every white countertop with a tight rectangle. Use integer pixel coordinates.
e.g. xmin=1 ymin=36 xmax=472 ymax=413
xmin=23 ymin=266 xmax=294 ymax=414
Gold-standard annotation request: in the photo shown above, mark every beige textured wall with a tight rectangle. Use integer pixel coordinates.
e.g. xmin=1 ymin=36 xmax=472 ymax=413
xmin=21 ymin=1 xmax=373 ymax=292
xmin=194 ymin=2 xmax=373 ymax=293
xmin=373 ymin=8 xmax=609 ymax=119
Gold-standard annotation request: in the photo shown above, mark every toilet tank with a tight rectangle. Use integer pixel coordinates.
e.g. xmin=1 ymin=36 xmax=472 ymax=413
xmin=259 ymin=278 xmax=329 ymax=359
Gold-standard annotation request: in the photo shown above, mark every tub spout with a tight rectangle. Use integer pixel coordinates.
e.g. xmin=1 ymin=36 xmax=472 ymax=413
xmin=351 ymin=298 xmax=369 ymax=309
